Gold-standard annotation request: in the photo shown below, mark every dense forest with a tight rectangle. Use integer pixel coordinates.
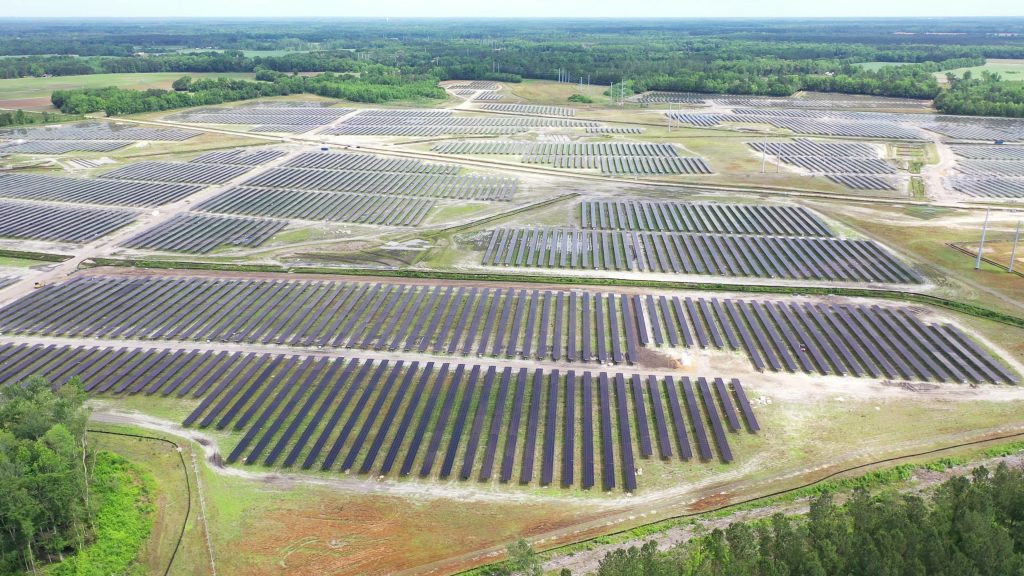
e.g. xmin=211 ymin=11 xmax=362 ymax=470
xmin=52 ymin=70 xmax=445 ymax=115
xmin=0 ymin=378 xmax=90 ymax=573
xmin=593 ymin=463 xmax=1024 ymax=576
xmin=3 ymin=18 xmax=1024 ymax=116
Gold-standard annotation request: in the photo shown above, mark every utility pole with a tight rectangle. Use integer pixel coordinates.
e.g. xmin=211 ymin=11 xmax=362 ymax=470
xmin=975 ymin=209 xmax=991 ymax=270
xmin=761 ymin=134 xmax=767 ymax=174
xmin=1010 ymin=220 xmax=1022 ymax=273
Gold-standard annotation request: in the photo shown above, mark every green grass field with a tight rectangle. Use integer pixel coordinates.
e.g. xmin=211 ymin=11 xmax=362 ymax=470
xmin=0 ymin=72 xmax=257 ymax=110
xmin=937 ymin=59 xmax=1024 ymax=83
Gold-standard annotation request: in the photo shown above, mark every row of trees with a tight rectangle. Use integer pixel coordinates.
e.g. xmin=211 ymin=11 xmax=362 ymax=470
xmin=0 ymin=109 xmax=80 ymax=128
xmin=935 ymin=71 xmax=1024 ymax=117
xmin=0 ymin=378 xmax=91 ymax=573
xmin=52 ymin=71 xmax=446 ymax=116
xmin=594 ymin=463 xmax=1024 ymax=576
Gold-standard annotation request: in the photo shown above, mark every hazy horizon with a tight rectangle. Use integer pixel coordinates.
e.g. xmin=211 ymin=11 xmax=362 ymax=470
xmin=2 ymin=0 xmax=1022 ymax=19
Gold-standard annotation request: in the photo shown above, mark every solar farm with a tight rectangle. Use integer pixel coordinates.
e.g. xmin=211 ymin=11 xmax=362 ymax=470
xmin=0 ymin=73 xmax=1023 ymax=576
xmin=432 ymin=141 xmax=713 ymax=175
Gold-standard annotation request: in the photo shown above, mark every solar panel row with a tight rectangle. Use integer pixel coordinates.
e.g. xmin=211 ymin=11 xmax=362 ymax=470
xmin=0 ymin=276 xmax=1015 ymax=384
xmin=120 ymin=213 xmax=287 ymax=254
xmin=580 ymin=200 xmax=832 ymax=236
xmin=195 ymin=187 xmax=435 ymax=225
xmin=483 ymin=227 xmax=922 ymax=284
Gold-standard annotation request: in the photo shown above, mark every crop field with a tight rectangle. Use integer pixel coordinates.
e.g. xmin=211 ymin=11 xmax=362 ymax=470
xmin=481 ymin=227 xmax=921 ymax=283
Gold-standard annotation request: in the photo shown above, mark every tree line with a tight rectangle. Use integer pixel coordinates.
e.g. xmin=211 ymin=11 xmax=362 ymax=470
xmin=52 ymin=71 xmax=446 ymax=116
xmin=935 ymin=71 xmax=1024 ymax=118
xmin=591 ymin=463 xmax=1024 ymax=576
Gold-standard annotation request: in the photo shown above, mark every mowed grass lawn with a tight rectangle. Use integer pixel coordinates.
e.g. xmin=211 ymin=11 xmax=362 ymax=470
xmin=0 ymin=71 xmax=257 ymax=109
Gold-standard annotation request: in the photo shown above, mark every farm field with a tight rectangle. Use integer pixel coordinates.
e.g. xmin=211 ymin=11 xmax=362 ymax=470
xmin=3 ymin=16 xmax=1024 ymax=576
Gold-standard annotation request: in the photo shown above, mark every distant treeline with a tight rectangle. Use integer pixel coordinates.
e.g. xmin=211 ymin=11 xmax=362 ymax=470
xmin=52 ymin=72 xmax=445 ymax=116
xmin=6 ymin=18 xmax=1024 ymax=116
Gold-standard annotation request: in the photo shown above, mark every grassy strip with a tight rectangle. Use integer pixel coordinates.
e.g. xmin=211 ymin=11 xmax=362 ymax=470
xmin=421 ymin=193 xmax=579 ymax=239
xmin=82 ymin=257 xmax=1024 ymax=330
xmin=47 ymin=452 xmax=155 ymax=576
xmin=0 ymin=248 xmax=73 ymax=263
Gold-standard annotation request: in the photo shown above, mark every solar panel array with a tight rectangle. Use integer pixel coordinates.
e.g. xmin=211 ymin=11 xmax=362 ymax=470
xmin=782 ymin=157 xmax=896 ymax=174
xmin=120 ymin=213 xmax=286 ymax=254
xmin=922 ymin=122 xmax=1024 ymax=142
xmin=0 ymin=122 xmax=201 ymax=141
xmin=0 ymin=341 xmax=759 ymax=490
xmin=0 ymin=277 xmax=653 ymax=365
xmin=165 ymin=104 xmax=354 ymax=133
xmin=190 ymin=148 xmax=288 ymax=166
xmin=283 ymin=151 xmax=460 ymax=174
xmin=482 ymin=227 xmax=921 ymax=283
xmin=450 ymin=81 xmax=501 ymax=90
xmin=948 ymin=177 xmax=1024 ymax=199
xmin=0 ymin=276 xmax=1014 ymax=384
xmin=632 ymin=296 xmax=1017 ymax=384
xmin=99 ymin=161 xmax=254 ymax=185
xmin=956 ymin=160 xmax=1024 ymax=177
xmin=748 ymin=139 xmax=878 ymax=158
xmin=474 ymin=92 xmax=503 ymax=101
xmin=828 ymin=175 xmax=899 ymax=191
xmin=432 ymin=141 xmax=711 ymax=175
xmin=480 ymin=104 xmax=576 ymax=116
xmin=947 ymin=147 xmax=1024 ymax=199
xmin=0 ymin=173 xmax=203 ymax=207
xmin=637 ymin=92 xmax=707 ymax=104
xmin=587 ymin=127 xmax=644 ymax=134
xmin=0 ymin=277 xmax=18 ymax=291
xmin=0 ymin=200 xmax=137 ymax=242
xmin=242 ymin=167 xmax=516 ymax=201
xmin=0 ymin=140 xmax=131 ymax=154
xmin=195 ymin=187 xmax=434 ymax=225
xmin=580 ymin=200 xmax=832 ymax=236
xmin=667 ymin=111 xmax=925 ymax=140
xmin=950 ymin=146 xmax=1024 ymax=160
xmin=321 ymin=109 xmax=599 ymax=137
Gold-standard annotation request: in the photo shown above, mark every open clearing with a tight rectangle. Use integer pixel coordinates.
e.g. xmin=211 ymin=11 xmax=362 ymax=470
xmin=0 ymin=72 xmax=257 ymax=110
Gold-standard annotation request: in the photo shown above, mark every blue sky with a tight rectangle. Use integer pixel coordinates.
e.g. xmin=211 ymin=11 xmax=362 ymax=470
xmin=2 ymin=0 xmax=1022 ymax=18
